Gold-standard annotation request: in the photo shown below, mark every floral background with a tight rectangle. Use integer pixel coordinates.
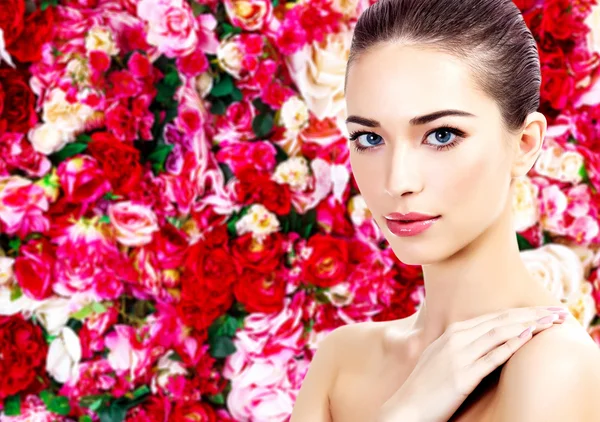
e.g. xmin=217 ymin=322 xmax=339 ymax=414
xmin=0 ymin=0 xmax=599 ymax=420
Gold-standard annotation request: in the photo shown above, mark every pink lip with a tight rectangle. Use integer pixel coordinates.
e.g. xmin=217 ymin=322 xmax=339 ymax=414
xmin=385 ymin=212 xmax=439 ymax=222
xmin=385 ymin=216 xmax=440 ymax=237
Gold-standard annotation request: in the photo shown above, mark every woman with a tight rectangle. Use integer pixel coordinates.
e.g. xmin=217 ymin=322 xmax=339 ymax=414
xmin=290 ymin=0 xmax=600 ymax=421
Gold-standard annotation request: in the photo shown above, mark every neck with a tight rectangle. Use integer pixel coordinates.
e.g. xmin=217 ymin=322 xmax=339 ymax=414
xmin=409 ymin=197 xmax=560 ymax=347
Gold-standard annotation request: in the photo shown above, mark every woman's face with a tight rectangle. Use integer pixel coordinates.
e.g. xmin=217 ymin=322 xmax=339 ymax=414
xmin=344 ymin=43 xmax=517 ymax=265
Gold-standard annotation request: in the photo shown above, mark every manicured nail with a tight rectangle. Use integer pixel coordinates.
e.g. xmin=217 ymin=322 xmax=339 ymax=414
xmin=537 ymin=314 xmax=558 ymax=324
xmin=519 ymin=326 xmax=535 ymax=338
xmin=547 ymin=306 xmax=567 ymax=311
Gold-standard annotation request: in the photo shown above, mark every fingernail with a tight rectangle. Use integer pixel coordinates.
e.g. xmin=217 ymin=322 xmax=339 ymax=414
xmin=519 ymin=325 xmax=535 ymax=338
xmin=547 ymin=306 xmax=567 ymax=311
xmin=537 ymin=314 xmax=558 ymax=324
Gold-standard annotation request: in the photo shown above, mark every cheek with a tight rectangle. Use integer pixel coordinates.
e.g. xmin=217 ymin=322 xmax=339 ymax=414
xmin=349 ymin=153 xmax=386 ymax=209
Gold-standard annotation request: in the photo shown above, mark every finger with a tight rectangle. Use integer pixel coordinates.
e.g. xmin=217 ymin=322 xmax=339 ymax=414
xmin=466 ymin=314 xmax=563 ymax=362
xmin=451 ymin=305 xmax=568 ymax=332
xmin=465 ymin=324 xmax=538 ymax=388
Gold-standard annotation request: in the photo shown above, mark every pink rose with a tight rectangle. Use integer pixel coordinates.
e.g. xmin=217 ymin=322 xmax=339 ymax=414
xmin=57 ymin=156 xmax=111 ymax=208
xmin=0 ymin=175 xmax=49 ymax=238
xmin=137 ymin=0 xmax=199 ymax=58
xmin=225 ymin=358 xmax=296 ymax=422
xmin=13 ymin=237 xmax=56 ymax=300
xmin=224 ymin=0 xmax=273 ymax=31
xmin=108 ymin=201 xmax=159 ymax=247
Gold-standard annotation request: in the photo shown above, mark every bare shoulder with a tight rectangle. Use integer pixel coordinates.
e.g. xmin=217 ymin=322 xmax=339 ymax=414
xmin=493 ymin=318 xmax=600 ymax=422
xmin=290 ymin=320 xmax=382 ymax=422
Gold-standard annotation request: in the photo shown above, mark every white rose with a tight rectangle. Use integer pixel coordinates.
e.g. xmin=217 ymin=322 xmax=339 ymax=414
xmin=348 ymin=194 xmax=372 ymax=226
xmin=0 ymin=256 xmax=15 ymax=286
xmin=42 ymin=88 xmax=94 ymax=134
xmin=0 ymin=28 xmax=15 ymax=68
xmin=28 ymin=123 xmax=72 ymax=155
xmin=217 ymin=37 xmax=244 ymax=79
xmin=151 ymin=350 xmax=188 ymax=394
xmin=557 ymin=151 xmax=584 ymax=184
xmin=534 ymin=144 xmax=562 ymax=180
xmin=66 ymin=58 xmax=90 ymax=85
xmin=46 ymin=326 xmax=82 ymax=383
xmin=520 ymin=244 xmax=596 ymax=329
xmin=286 ymin=29 xmax=351 ymax=120
xmin=585 ymin=4 xmax=600 ymax=54
xmin=85 ymin=26 xmax=119 ymax=56
xmin=272 ymin=156 xmax=310 ymax=191
xmin=279 ymin=96 xmax=309 ymax=133
xmin=235 ymin=204 xmax=280 ymax=242
xmin=323 ymin=282 xmax=354 ymax=307
xmin=195 ymin=72 xmax=214 ymax=98
xmin=511 ymin=176 xmax=539 ymax=232
xmin=0 ymin=284 xmax=36 ymax=316
xmin=31 ymin=297 xmax=73 ymax=336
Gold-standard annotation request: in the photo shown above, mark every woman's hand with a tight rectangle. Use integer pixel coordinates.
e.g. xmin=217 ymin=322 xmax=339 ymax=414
xmin=376 ymin=305 xmax=570 ymax=422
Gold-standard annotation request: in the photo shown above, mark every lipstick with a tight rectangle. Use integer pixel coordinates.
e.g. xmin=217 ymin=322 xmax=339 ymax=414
xmin=384 ymin=212 xmax=441 ymax=237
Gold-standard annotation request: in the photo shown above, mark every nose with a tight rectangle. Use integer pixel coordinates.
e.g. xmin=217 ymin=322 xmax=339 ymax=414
xmin=383 ymin=143 xmax=423 ymax=198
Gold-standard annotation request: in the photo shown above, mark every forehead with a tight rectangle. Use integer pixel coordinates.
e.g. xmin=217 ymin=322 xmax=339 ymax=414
xmin=345 ymin=43 xmax=494 ymax=123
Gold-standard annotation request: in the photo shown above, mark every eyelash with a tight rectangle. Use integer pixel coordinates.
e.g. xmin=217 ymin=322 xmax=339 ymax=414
xmin=348 ymin=125 xmax=467 ymax=154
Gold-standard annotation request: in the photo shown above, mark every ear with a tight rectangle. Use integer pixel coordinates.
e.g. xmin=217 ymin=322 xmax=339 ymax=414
xmin=511 ymin=111 xmax=547 ymax=178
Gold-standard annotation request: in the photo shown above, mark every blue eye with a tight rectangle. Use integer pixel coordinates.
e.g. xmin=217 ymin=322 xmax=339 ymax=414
xmin=354 ymin=132 xmax=383 ymax=148
xmin=426 ymin=128 xmax=456 ymax=147
xmin=348 ymin=126 xmax=467 ymax=153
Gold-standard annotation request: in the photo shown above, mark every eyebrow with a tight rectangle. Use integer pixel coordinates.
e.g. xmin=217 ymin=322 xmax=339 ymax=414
xmin=345 ymin=109 xmax=476 ymax=127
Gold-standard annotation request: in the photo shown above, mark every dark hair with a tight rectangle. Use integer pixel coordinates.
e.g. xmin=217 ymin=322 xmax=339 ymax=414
xmin=345 ymin=0 xmax=541 ymax=134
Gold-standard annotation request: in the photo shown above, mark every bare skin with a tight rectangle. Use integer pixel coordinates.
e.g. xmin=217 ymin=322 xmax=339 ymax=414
xmin=290 ymin=41 xmax=600 ymax=422
xmin=328 ymin=311 xmax=593 ymax=422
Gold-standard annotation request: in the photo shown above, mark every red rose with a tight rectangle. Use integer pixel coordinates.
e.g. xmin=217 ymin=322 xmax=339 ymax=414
xmin=541 ymin=65 xmax=575 ymax=111
xmin=171 ymin=401 xmax=217 ymax=422
xmin=177 ymin=285 xmax=233 ymax=333
xmin=0 ymin=0 xmax=25 ymax=48
xmin=7 ymin=7 xmax=54 ymax=63
xmin=235 ymin=170 xmax=292 ymax=215
xmin=0 ymin=67 xmax=37 ymax=133
xmin=0 ymin=132 xmax=51 ymax=178
xmin=0 ymin=314 xmax=48 ymax=399
xmin=87 ymin=132 xmax=143 ymax=196
xmin=178 ymin=241 xmax=239 ymax=331
xmin=13 ymin=237 xmax=56 ymax=300
xmin=231 ymin=232 xmax=283 ymax=273
xmin=372 ymin=287 xmax=419 ymax=322
xmin=302 ymin=233 xmax=348 ymax=288
xmin=234 ymin=269 xmax=286 ymax=313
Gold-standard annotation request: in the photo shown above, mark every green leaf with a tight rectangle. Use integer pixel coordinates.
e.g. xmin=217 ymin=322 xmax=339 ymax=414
xmin=52 ymin=142 xmax=88 ymax=162
xmin=10 ymin=285 xmax=23 ymax=302
xmin=210 ymin=74 xmax=234 ymax=97
xmin=4 ymin=395 xmax=21 ymax=416
xmin=191 ymin=2 xmax=211 ymax=16
xmin=79 ymin=394 xmax=111 ymax=412
xmin=91 ymin=302 xmax=107 ymax=314
xmin=79 ymin=416 xmax=93 ymax=422
xmin=252 ymin=98 xmax=271 ymax=114
xmin=147 ymin=143 xmax=174 ymax=174
xmin=209 ymin=336 xmax=237 ymax=358
xmin=217 ymin=162 xmax=235 ymax=184
xmin=76 ymin=134 xmax=92 ymax=143
xmin=132 ymin=385 xmax=150 ymax=399
xmin=71 ymin=305 xmax=93 ymax=321
xmin=40 ymin=390 xmax=71 ymax=416
xmin=252 ymin=113 xmax=274 ymax=138
xmin=516 ymin=233 xmax=534 ymax=251
xmin=207 ymin=393 xmax=225 ymax=405
xmin=210 ymin=98 xmax=227 ymax=115
xmin=231 ymin=87 xmax=243 ymax=102
xmin=8 ymin=237 xmax=21 ymax=253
